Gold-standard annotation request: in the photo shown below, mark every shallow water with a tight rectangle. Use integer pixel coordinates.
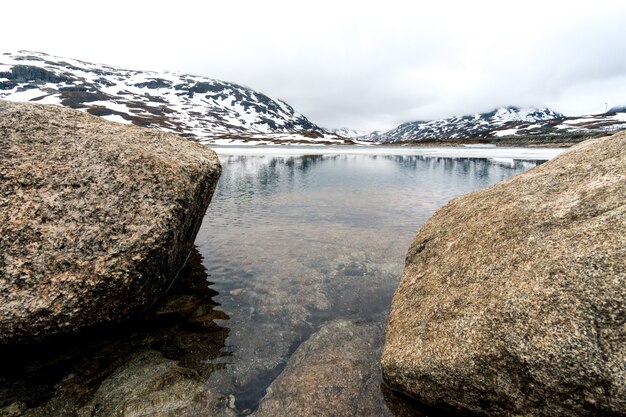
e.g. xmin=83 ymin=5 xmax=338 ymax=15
xmin=195 ymin=152 xmax=547 ymax=414
xmin=0 ymin=149 xmax=552 ymax=416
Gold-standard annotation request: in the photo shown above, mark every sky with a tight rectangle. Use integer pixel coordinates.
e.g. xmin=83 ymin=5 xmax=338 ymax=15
xmin=2 ymin=0 xmax=626 ymax=131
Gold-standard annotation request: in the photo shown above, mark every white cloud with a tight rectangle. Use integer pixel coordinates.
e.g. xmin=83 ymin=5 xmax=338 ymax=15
xmin=2 ymin=0 xmax=626 ymax=130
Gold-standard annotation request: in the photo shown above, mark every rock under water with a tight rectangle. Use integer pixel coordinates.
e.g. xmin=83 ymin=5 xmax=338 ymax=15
xmin=382 ymin=133 xmax=626 ymax=416
xmin=0 ymin=100 xmax=221 ymax=344
xmin=252 ymin=319 xmax=388 ymax=417
xmin=0 ymin=247 xmax=232 ymax=417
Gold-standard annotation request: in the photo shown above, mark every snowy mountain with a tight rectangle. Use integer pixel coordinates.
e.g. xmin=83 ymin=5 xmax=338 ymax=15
xmin=329 ymin=127 xmax=370 ymax=139
xmin=3 ymin=51 xmax=623 ymax=146
xmin=366 ymin=106 xmax=626 ymax=143
xmin=0 ymin=51 xmax=350 ymax=145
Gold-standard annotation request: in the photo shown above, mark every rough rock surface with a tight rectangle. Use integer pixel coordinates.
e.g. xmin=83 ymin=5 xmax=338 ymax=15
xmin=0 ymin=100 xmax=221 ymax=344
xmin=0 ymin=248 xmax=232 ymax=417
xmin=77 ymin=351 xmax=235 ymax=417
xmin=253 ymin=319 xmax=391 ymax=417
xmin=382 ymin=134 xmax=626 ymax=416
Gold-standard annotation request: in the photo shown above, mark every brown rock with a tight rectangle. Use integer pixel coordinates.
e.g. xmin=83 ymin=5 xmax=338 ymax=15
xmin=253 ymin=319 xmax=392 ymax=417
xmin=0 ymin=101 xmax=221 ymax=344
xmin=382 ymin=134 xmax=626 ymax=416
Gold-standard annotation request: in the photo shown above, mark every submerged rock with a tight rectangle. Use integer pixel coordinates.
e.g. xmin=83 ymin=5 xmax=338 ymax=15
xmin=382 ymin=134 xmax=626 ymax=416
xmin=77 ymin=350 xmax=235 ymax=417
xmin=0 ymin=101 xmax=221 ymax=344
xmin=253 ymin=319 xmax=390 ymax=417
xmin=0 ymin=247 xmax=231 ymax=417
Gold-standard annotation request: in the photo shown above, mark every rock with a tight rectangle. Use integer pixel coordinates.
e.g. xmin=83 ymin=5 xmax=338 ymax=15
xmin=253 ymin=319 xmax=392 ymax=417
xmin=0 ymin=247 xmax=231 ymax=417
xmin=0 ymin=101 xmax=221 ymax=344
xmin=382 ymin=134 xmax=626 ymax=416
xmin=77 ymin=350 xmax=236 ymax=417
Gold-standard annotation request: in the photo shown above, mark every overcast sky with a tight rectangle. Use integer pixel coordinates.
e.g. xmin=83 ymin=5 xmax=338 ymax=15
xmin=3 ymin=0 xmax=626 ymax=131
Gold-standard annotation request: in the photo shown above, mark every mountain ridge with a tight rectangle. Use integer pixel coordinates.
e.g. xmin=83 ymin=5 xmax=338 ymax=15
xmin=2 ymin=51 xmax=624 ymax=145
xmin=361 ymin=105 xmax=626 ymax=143
xmin=0 ymin=50 xmax=350 ymax=145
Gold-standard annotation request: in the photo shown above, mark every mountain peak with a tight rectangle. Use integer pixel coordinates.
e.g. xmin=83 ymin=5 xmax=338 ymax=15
xmin=0 ymin=51 xmax=350 ymax=145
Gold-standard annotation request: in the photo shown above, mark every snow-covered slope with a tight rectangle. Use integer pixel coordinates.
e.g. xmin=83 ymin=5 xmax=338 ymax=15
xmin=3 ymin=51 xmax=622 ymax=146
xmin=329 ymin=127 xmax=370 ymax=139
xmin=0 ymin=51 xmax=350 ymax=145
xmin=366 ymin=106 xmax=626 ymax=143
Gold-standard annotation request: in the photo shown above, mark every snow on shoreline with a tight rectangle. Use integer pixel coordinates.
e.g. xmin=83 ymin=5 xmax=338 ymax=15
xmin=208 ymin=145 xmax=566 ymax=160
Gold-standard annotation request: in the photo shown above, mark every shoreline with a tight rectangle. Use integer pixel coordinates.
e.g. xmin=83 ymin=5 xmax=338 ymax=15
xmin=209 ymin=144 xmax=567 ymax=160
xmin=202 ymin=131 xmax=619 ymax=150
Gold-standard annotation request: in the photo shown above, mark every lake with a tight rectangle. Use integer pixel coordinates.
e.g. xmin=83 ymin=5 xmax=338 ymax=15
xmin=194 ymin=146 xmax=562 ymax=414
xmin=0 ymin=146 xmax=564 ymax=416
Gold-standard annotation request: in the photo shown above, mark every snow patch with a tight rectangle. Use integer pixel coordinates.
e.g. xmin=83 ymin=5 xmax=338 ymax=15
xmin=102 ymin=114 xmax=132 ymax=124
xmin=494 ymin=128 xmax=519 ymax=137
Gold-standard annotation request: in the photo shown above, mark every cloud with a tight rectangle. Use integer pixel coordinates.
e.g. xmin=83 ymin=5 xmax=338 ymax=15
xmin=2 ymin=0 xmax=626 ymax=130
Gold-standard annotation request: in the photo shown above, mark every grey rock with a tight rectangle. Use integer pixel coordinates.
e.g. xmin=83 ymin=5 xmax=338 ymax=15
xmin=0 ymin=100 xmax=221 ymax=344
xmin=253 ymin=319 xmax=392 ymax=417
xmin=382 ymin=134 xmax=626 ymax=416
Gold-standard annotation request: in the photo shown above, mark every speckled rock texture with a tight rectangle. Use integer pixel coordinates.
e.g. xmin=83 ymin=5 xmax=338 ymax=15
xmin=253 ymin=319 xmax=390 ymax=417
xmin=382 ymin=133 xmax=626 ymax=417
xmin=76 ymin=351 xmax=235 ymax=417
xmin=0 ymin=101 xmax=221 ymax=344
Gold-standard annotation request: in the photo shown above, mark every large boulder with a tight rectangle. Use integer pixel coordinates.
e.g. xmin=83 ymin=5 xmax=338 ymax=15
xmin=382 ymin=134 xmax=626 ymax=416
xmin=0 ymin=101 xmax=221 ymax=344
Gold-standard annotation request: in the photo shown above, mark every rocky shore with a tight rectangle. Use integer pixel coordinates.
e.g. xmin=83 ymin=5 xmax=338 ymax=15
xmin=0 ymin=247 xmax=233 ymax=416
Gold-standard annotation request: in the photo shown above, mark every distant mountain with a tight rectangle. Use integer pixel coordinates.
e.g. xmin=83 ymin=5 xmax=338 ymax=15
xmin=608 ymin=105 xmax=626 ymax=114
xmin=3 ymin=51 xmax=623 ymax=146
xmin=365 ymin=106 xmax=626 ymax=143
xmin=329 ymin=127 xmax=371 ymax=140
xmin=0 ymin=51 xmax=349 ymax=145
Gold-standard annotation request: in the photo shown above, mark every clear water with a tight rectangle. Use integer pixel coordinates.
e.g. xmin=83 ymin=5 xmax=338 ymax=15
xmin=193 ymin=152 xmax=545 ymax=414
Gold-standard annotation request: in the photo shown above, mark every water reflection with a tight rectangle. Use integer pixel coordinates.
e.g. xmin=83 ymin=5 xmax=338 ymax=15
xmin=195 ymin=154 xmax=543 ymax=415
xmin=0 ymin=247 xmax=228 ymax=416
